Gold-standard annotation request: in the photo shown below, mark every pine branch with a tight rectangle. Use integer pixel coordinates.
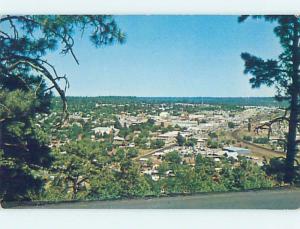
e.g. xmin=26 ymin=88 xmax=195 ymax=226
xmin=1 ymin=54 xmax=69 ymax=123
xmin=1 ymin=15 xmax=80 ymax=65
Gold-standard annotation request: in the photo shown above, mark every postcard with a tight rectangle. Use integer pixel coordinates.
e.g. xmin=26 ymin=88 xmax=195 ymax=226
xmin=1 ymin=14 xmax=299 ymax=210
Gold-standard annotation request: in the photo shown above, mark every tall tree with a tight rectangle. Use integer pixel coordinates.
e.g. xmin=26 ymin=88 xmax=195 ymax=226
xmin=0 ymin=15 xmax=125 ymax=201
xmin=50 ymin=140 xmax=110 ymax=200
xmin=239 ymin=15 xmax=300 ymax=182
xmin=176 ymin=133 xmax=185 ymax=146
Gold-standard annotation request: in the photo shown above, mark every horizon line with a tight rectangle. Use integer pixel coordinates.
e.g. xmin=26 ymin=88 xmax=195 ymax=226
xmin=61 ymin=95 xmax=275 ymax=98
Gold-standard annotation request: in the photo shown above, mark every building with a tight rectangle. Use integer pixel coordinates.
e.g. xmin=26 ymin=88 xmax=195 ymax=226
xmin=223 ymin=146 xmax=251 ymax=155
xmin=92 ymin=126 xmax=114 ymax=135
xmin=157 ymin=131 xmax=179 ymax=142
xmin=159 ymin=112 xmax=170 ymax=119
xmin=113 ymin=136 xmax=125 ymax=145
xmin=171 ymin=120 xmax=198 ymax=128
xmin=195 ymin=137 xmax=207 ymax=148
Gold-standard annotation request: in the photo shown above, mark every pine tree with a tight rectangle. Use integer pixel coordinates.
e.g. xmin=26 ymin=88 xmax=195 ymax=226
xmin=239 ymin=15 xmax=300 ymax=182
xmin=0 ymin=15 xmax=125 ymax=201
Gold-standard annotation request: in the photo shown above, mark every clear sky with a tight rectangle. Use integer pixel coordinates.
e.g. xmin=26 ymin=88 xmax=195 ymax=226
xmin=46 ymin=15 xmax=282 ymax=97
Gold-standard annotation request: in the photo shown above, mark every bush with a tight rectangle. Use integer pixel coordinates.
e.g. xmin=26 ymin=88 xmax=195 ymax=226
xmin=127 ymin=148 xmax=139 ymax=158
xmin=208 ymin=132 xmax=218 ymax=138
xmin=263 ymin=157 xmax=286 ymax=183
xmin=243 ymin=135 xmax=252 ymax=142
xmin=253 ymin=137 xmax=269 ymax=144
xmin=150 ymin=139 xmax=165 ymax=149
xmin=228 ymin=122 xmax=235 ymax=129
xmin=207 ymin=139 xmax=219 ymax=148
xmin=185 ymin=138 xmax=197 ymax=147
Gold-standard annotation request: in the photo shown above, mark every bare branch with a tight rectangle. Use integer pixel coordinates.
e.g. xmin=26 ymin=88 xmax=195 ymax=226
xmin=8 ymin=17 xmax=18 ymax=39
xmin=34 ymin=78 xmax=44 ymax=96
xmin=0 ymin=30 xmax=10 ymax=38
xmin=254 ymin=109 xmax=289 ymax=138
xmin=42 ymin=85 xmax=55 ymax=93
xmin=0 ymin=15 xmax=20 ymax=23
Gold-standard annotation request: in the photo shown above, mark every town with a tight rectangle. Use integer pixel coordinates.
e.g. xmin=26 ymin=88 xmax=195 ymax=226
xmin=38 ymin=97 xmax=297 ymax=186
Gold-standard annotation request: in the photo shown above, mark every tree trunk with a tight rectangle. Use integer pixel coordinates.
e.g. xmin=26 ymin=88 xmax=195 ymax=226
xmin=285 ymin=94 xmax=299 ymax=182
xmin=284 ymin=18 xmax=300 ymax=183
xmin=248 ymin=118 xmax=252 ymax=132
xmin=0 ymin=122 xmax=2 ymax=147
xmin=267 ymin=127 xmax=272 ymax=139
xmin=72 ymin=178 xmax=79 ymax=199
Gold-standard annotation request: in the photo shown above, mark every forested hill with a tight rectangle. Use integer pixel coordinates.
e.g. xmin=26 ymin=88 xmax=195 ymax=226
xmin=53 ymin=96 xmax=288 ymax=107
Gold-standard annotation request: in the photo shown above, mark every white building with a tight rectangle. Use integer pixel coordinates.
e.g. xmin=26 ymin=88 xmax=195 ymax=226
xmin=92 ymin=126 xmax=114 ymax=135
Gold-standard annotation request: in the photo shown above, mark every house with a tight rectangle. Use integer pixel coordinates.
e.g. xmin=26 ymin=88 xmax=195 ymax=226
xmin=224 ymin=151 xmax=238 ymax=160
xmin=69 ymin=114 xmax=82 ymax=121
xmin=139 ymin=158 xmax=149 ymax=166
xmin=92 ymin=126 xmax=114 ymax=135
xmin=223 ymin=146 xmax=251 ymax=155
xmin=171 ymin=120 xmax=198 ymax=128
xmin=117 ymin=114 xmax=148 ymax=127
xmin=128 ymin=143 xmax=135 ymax=148
xmin=196 ymin=137 xmax=207 ymax=148
xmin=206 ymin=150 xmax=226 ymax=158
xmin=151 ymin=175 xmax=160 ymax=181
xmin=189 ymin=114 xmax=205 ymax=121
xmin=157 ymin=131 xmax=179 ymax=140
xmin=159 ymin=120 xmax=172 ymax=128
xmin=113 ymin=136 xmax=125 ymax=145
xmin=159 ymin=112 xmax=170 ymax=119
xmin=153 ymin=151 xmax=165 ymax=157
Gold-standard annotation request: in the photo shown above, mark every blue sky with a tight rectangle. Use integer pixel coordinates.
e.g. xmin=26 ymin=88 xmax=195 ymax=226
xmin=46 ymin=15 xmax=282 ymax=97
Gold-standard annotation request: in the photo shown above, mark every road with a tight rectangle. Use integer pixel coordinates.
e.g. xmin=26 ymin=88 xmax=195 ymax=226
xmin=135 ymin=143 xmax=177 ymax=161
xmin=231 ymin=129 xmax=286 ymax=160
xmin=9 ymin=187 xmax=300 ymax=209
